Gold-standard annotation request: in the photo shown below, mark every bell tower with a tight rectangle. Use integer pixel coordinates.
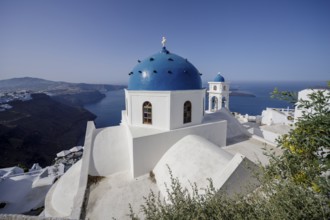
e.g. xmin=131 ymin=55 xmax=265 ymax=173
xmin=207 ymin=72 xmax=229 ymax=112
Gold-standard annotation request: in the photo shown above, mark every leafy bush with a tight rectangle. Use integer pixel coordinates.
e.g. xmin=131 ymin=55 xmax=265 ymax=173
xmin=130 ymin=171 xmax=328 ymax=219
xmin=266 ymin=89 xmax=330 ymax=195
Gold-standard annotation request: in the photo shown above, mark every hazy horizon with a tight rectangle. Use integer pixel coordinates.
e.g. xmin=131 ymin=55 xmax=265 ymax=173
xmin=1 ymin=76 xmax=328 ymax=87
xmin=1 ymin=0 xmax=329 ymax=84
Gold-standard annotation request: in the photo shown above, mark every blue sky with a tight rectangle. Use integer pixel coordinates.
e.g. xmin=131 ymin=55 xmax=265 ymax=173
xmin=0 ymin=0 xmax=329 ymax=84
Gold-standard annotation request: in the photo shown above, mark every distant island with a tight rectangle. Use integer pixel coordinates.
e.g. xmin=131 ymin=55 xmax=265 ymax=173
xmin=0 ymin=77 xmax=125 ymax=168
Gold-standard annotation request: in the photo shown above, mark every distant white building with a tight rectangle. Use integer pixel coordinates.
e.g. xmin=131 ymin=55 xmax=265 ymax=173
xmin=236 ymin=88 xmax=329 ymax=145
xmin=29 ymin=163 xmax=42 ymax=172
xmin=0 ymin=167 xmax=24 ymax=179
xmin=261 ymin=107 xmax=294 ymax=126
xmin=56 ymin=150 xmax=71 ymax=158
xmin=44 ymin=40 xmax=277 ymax=219
xmin=69 ymin=146 xmax=83 ymax=153
xmin=0 ymin=164 xmax=63 ymax=214
xmin=294 ymin=89 xmax=330 ymax=122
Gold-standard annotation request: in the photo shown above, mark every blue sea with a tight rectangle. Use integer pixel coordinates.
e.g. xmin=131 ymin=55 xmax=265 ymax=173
xmin=84 ymin=81 xmax=328 ymax=128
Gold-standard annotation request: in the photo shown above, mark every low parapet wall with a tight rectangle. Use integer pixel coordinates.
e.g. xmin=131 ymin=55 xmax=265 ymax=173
xmin=44 ymin=121 xmax=96 ymax=219
xmin=219 ymin=154 xmax=260 ymax=196
xmin=71 ymin=121 xmax=96 ymax=219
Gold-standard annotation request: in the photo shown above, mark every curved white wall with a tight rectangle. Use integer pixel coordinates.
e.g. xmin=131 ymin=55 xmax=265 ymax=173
xmin=153 ymin=135 xmax=233 ymax=198
xmin=45 ymin=160 xmax=81 ymax=217
xmin=89 ymin=126 xmax=130 ymax=176
xmin=154 ymin=135 xmax=259 ymax=198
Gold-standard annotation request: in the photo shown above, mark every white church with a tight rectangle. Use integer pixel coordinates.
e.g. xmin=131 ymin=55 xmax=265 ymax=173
xmin=44 ymin=39 xmax=277 ymax=219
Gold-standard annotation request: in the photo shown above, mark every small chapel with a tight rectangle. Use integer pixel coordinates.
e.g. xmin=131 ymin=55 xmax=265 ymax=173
xmin=44 ymin=39 xmax=270 ymax=219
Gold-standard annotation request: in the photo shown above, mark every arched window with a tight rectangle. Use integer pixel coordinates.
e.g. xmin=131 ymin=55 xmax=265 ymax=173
xmin=183 ymin=101 xmax=192 ymax=123
xmin=222 ymin=97 xmax=226 ymax=109
xmin=143 ymin=101 xmax=152 ymax=124
xmin=211 ymin=96 xmax=218 ymax=112
xmin=213 ymin=85 xmax=217 ymax=91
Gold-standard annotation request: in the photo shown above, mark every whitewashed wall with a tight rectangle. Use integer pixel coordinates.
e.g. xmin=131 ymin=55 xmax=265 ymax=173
xmin=125 ymin=89 xmax=205 ymax=130
xmin=169 ymin=90 xmax=205 ymax=129
xmin=261 ymin=108 xmax=289 ymax=125
xmin=131 ymin=120 xmax=227 ymax=177
xmin=294 ymin=89 xmax=330 ymax=122
xmin=88 ymin=126 xmax=130 ymax=176
xmin=125 ymin=90 xmax=171 ymax=130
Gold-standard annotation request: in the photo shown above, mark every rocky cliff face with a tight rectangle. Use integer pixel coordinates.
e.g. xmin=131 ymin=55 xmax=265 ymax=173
xmin=0 ymin=93 xmax=96 ymax=168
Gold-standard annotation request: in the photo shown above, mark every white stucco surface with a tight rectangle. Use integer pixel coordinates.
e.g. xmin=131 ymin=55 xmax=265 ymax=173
xmin=127 ymin=90 xmax=170 ymax=129
xmin=239 ymin=118 xmax=292 ymax=144
xmin=261 ymin=108 xmax=293 ymax=125
xmin=260 ymin=124 xmax=292 ymax=134
xmin=0 ymin=173 xmax=51 ymax=214
xmin=294 ymin=89 xmax=330 ymax=122
xmin=128 ymin=126 xmax=164 ymax=138
xmin=89 ymin=125 xmax=130 ymax=176
xmin=85 ymin=171 xmax=160 ymax=220
xmin=71 ymin=121 xmax=96 ymax=219
xmin=224 ymin=137 xmax=282 ymax=166
xmin=56 ymin=150 xmax=71 ymax=158
xmin=219 ymin=156 xmax=259 ymax=195
xmin=130 ymin=120 xmax=227 ymax=177
xmin=45 ymin=160 xmax=81 ymax=217
xmin=154 ymin=135 xmax=233 ymax=197
xmin=203 ymin=108 xmax=250 ymax=141
xmin=0 ymin=167 xmax=23 ymax=177
xmin=125 ymin=89 xmax=205 ymax=130
xmin=153 ymin=135 xmax=258 ymax=199
xmin=169 ymin=90 xmax=205 ymax=129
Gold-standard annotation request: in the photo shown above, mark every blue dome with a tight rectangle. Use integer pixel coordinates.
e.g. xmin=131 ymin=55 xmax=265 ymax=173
xmin=214 ymin=73 xmax=225 ymax=82
xmin=128 ymin=47 xmax=202 ymax=90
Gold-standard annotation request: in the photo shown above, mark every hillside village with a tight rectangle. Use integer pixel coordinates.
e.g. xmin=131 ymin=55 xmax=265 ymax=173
xmin=0 ymin=90 xmax=32 ymax=111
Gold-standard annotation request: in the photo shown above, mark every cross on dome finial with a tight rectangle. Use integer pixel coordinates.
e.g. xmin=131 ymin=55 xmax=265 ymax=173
xmin=161 ymin=36 xmax=166 ymax=47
